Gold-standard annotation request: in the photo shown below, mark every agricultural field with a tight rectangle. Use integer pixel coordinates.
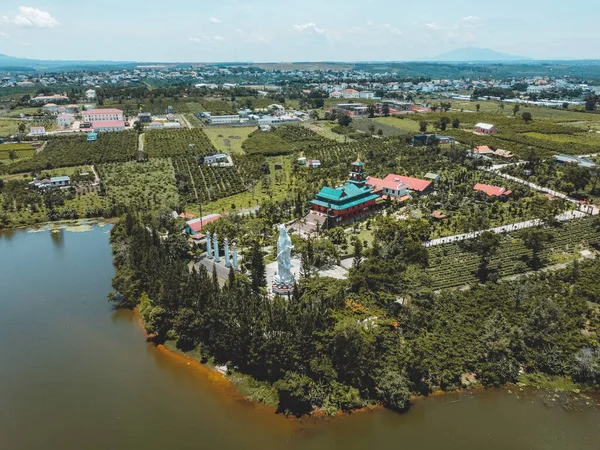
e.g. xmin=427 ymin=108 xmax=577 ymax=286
xmin=0 ymin=143 xmax=38 ymax=161
xmin=0 ymin=119 xmax=18 ymax=137
xmin=99 ymin=159 xmax=180 ymax=211
xmin=202 ymin=126 xmax=255 ymax=155
xmin=3 ymin=132 xmax=138 ymax=174
xmin=352 ymin=117 xmax=411 ymax=137
xmin=302 ymin=121 xmax=348 ymax=143
xmin=427 ymin=216 xmax=600 ymax=290
xmin=242 ymin=125 xmax=330 ymax=156
xmin=144 ymin=128 xmax=216 ymax=158
xmin=374 ymin=116 xmax=422 ymax=133
xmin=0 ymin=165 xmax=93 ymax=182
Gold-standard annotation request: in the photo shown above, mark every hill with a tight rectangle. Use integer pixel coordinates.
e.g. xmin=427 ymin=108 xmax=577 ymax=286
xmin=427 ymin=47 xmax=530 ymax=62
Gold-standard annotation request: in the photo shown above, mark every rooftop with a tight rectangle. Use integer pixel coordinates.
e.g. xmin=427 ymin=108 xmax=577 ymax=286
xmin=84 ymin=108 xmax=124 ymax=115
xmin=367 ymin=174 xmax=432 ymax=193
xmin=473 ymin=183 xmax=511 ymax=197
xmin=186 ymin=214 xmax=221 ymax=233
xmin=92 ymin=120 xmax=125 ymax=128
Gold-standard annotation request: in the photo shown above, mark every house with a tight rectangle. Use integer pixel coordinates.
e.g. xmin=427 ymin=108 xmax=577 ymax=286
xmin=149 ymin=122 xmax=163 ymax=130
xmin=42 ymin=103 xmax=59 ymax=114
xmin=184 ymin=214 xmax=222 ymax=236
xmin=554 ymin=154 xmax=597 ymax=169
xmin=92 ymin=121 xmax=125 ymax=132
xmin=343 ymin=89 xmax=360 ymax=99
xmin=310 ymin=158 xmax=380 ymax=224
xmin=57 ymin=113 xmax=73 ymax=127
xmin=178 ymin=212 xmax=196 ymax=220
xmin=473 ymin=145 xmax=495 ymax=156
xmin=329 ymin=91 xmax=342 ymax=98
xmin=30 ymin=176 xmax=71 ymax=189
xmin=28 ymin=126 xmax=46 ymax=137
xmin=307 ymin=160 xmax=321 ymax=168
xmin=203 ymin=153 xmax=229 ymax=165
xmin=138 ymin=112 xmax=152 ymax=123
xmin=64 ymin=104 xmax=80 ymax=114
xmin=259 ymin=124 xmax=272 ymax=132
xmin=359 ymin=91 xmax=375 ymax=100
xmin=85 ymin=89 xmax=97 ymax=100
xmin=163 ymin=122 xmax=182 ymax=129
xmin=87 ymin=132 xmax=98 ymax=141
xmin=473 ymin=183 xmax=512 ymax=198
xmin=367 ymin=174 xmax=432 ymax=196
xmin=411 ymin=134 xmax=455 ymax=146
xmin=297 ymin=156 xmax=307 ymax=165
xmin=474 ymin=123 xmax=497 ymax=135
xmin=494 ymin=149 xmax=513 ymax=159
xmin=209 ymin=115 xmax=240 ymax=125
xmin=425 ymin=172 xmax=441 ymax=182
xmin=83 ymin=109 xmax=124 ymax=122
xmin=166 ymin=113 xmax=175 ymax=122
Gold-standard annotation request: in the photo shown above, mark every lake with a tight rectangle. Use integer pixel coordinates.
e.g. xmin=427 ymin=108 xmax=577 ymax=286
xmin=1 ymin=224 xmax=599 ymax=450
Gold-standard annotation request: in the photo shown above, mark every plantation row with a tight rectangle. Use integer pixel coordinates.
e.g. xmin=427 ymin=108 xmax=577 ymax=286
xmin=242 ymin=125 xmax=331 ymax=156
xmin=144 ymin=128 xmax=216 ymax=158
xmin=426 ymin=216 xmax=600 ymax=290
xmin=2 ymin=133 xmax=138 ymax=174
xmin=172 ymin=156 xmax=248 ymax=203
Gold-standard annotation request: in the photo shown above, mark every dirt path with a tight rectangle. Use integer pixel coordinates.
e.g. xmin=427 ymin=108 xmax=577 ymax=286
xmin=138 ymin=133 xmax=145 ymax=153
xmin=179 ymin=114 xmax=192 ymax=129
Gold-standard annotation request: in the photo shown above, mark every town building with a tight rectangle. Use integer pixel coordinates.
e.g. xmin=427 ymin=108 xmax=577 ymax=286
xmin=138 ymin=112 xmax=152 ymax=123
xmin=359 ymin=91 xmax=375 ymax=100
xmin=184 ymin=214 xmax=222 ymax=237
xmin=474 ymin=122 xmax=497 ymax=135
xmin=203 ymin=153 xmax=229 ymax=165
xmin=30 ymin=94 xmax=69 ymax=104
xmin=57 ymin=113 xmax=73 ymax=127
xmin=28 ymin=126 xmax=46 ymax=137
xmin=92 ymin=121 xmax=125 ymax=132
xmin=209 ymin=115 xmax=241 ymax=125
xmin=342 ymin=89 xmax=360 ymax=99
xmin=82 ymin=109 xmax=124 ymax=123
xmin=411 ymin=134 xmax=455 ymax=146
xmin=424 ymin=172 xmax=441 ymax=182
xmin=42 ymin=103 xmax=59 ymax=114
xmin=149 ymin=122 xmax=163 ymax=130
xmin=554 ymin=154 xmax=596 ymax=168
xmin=85 ymin=89 xmax=97 ymax=100
xmin=310 ymin=158 xmax=380 ymax=224
xmin=87 ymin=132 xmax=98 ymax=141
xmin=367 ymin=174 xmax=432 ymax=197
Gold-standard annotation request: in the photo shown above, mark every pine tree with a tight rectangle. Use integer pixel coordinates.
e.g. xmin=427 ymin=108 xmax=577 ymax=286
xmin=248 ymin=240 xmax=266 ymax=293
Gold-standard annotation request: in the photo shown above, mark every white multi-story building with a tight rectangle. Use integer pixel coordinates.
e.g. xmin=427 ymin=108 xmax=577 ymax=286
xmin=42 ymin=103 xmax=59 ymax=114
xmin=82 ymin=109 xmax=124 ymax=123
xmin=92 ymin=121 xmax=125 ymax=132
xmin=209 ymin=115 xmax=240 ymax=125
xmin=28 ymin=126 xmax=47 ymax=136
xmin=57 ymin=113 xmax=73 ymax=127
xmin=86 ymin=89 xmax=97 ymax=100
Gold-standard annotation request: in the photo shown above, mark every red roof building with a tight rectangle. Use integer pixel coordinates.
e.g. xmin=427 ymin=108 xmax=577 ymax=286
xmin=367 ymin=174 xmax=432 ymax=194
xmin=185 ymin=214 xmax=222 ymax=235
xmin=473 ymin=183 xmax=512 ymax=197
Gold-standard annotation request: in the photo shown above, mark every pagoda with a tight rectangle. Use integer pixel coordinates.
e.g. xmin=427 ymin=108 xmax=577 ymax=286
xmin=310 ymin=156 xmax=379 ymax=224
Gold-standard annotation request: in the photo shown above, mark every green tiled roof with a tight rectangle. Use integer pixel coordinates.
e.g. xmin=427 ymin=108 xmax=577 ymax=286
xmin=311 ymin=193 xmax=379 ymax=210
xmin=315 ymin=182 xmax=372 ymax=202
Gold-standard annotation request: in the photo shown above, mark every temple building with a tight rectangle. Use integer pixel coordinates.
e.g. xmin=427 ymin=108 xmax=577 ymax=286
xmin=310 ymin=157 xmax=379 ymax=224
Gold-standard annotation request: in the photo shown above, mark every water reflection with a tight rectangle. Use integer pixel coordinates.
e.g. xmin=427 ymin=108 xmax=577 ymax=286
xmin=50 ymin=228 xmax=64 ymax=249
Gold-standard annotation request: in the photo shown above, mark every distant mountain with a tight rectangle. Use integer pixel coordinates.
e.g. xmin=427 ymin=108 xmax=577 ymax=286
xmin=0 ymin=53 xmax=138 ymax=71
xmin=426 ymin=47 xmax=530 ymax=62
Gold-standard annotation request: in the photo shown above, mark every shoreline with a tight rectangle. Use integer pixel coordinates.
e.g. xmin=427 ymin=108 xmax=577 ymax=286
xmin=0 ymin=216 xmax=119 ymax=233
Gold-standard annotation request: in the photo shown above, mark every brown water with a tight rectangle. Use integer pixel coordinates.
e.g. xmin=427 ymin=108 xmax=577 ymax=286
xmin=1 ymin=224 xmax=599 ymax=450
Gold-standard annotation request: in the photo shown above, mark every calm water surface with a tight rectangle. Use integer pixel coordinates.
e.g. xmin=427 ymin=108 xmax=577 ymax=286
xmin=1 ymin=224 xmax=599 ymax=450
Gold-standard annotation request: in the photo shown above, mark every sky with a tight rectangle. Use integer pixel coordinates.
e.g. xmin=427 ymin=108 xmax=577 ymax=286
xmin=0 ymin=0 xmax=598 ymax=62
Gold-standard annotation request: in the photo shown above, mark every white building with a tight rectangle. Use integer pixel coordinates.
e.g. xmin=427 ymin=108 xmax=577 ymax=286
xmin=92 ymin=121 xmax=125 ymax=132
xmin=42 ymin=103 xmax=59 ymax=114
xmin=57 ymin=113 xmax=73 ymax=127
xmin=342 ymin=89 xmax=360 ymax=99
xmin=209 ymin=115 xmax=240 ymax=125
xmin=86 ymin=89 xmax=97 ymax=100
xmin=28 ymin=126 xmax=46 ymax=136
xmin=203 ymin=153 xmax=229 ymax=165
xmin=82 ymin=109 xmax=124 ymax=123
xmin=149 ymin=122 xmax=163 ymax=130
xmin=359 ymin=91 xmax=375 ymax=100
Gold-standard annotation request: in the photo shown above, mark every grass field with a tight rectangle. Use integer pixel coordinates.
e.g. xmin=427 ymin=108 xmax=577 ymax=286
xmin=302 ymin=122 xmax=348 ymax=142
xmin=374 ymin=116 xmax=422 ymax=133
xmin=202 ymin=126 xmax=255 ymax=155
xmin=99 ymin=158 xmax=180 ymax=211
xmin=0 ymin=165 xmax=92 ymax=182
xmin=0 ymin=120 xmax=18 ymax=136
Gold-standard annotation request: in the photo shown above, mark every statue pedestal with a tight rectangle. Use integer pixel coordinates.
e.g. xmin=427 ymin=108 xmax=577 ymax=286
xmin=272 ymin=277 xmax=295 ymax=295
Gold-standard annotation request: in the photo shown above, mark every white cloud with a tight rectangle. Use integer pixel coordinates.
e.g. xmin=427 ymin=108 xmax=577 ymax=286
xmin=13 ymin=7 xmax=59 ymax=28
xmin=384 ymin=23 xmax=402 ymax=35
xmin=292 ymin=22 xmax=325 ymax=34
xmin=461 ymin=16 xmax=483 ymax=28
xmin=425 ymin=22 xmax=441 ymax=30
xmin=189 ymin=35 xmax=225 ymax=44
xmin=213 ymin=35 xmax=224 ymax=41
xmin=0 ymin=32 xmax=11 ymax=40
xmin=189 ymin=37 xmax=204 ymax=43
xmin=235 ymin=28 xmax=243 ymax=34
xmin=209 ymin=17 xmax=221 ymax=24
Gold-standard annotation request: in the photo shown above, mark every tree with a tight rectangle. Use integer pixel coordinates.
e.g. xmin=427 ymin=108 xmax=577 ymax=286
xmin=247 ymin=240 xmax=266 ymax=292
xmin=521 ymin=228 xmax=553 ymax=270
xmin=522 ymin=112 xmax=533 ymax=123
xmin=377 ymin=129 xmax=383 ymax=136
xmin=8 ymin=150 xmax=17 ymax=162
xmin=352 ymin=239 xmax=363 ymax=270
xmin=18 ymin=123 xmax=26 ymax=134
xmin=419 ymin=121 xmax=428 ymax=133
xmin=367 ymin=104 xmax=376 ymax=118
xmin=585 ymin=95 xmax=598 ymax=112
xmin=368 ymin=123 xmax=376 ymax=135
xmin=133 ymin=121 xmax=144 ymax=133
xmin=476 ymin=104 xmax=481 ymax=112
xmin=440 ymin=116 xmax=450 ymax=131
xmin=382 ymin=104 xmax=390 ymax=117
xmin=452 ymin=118 xmax=460 ymax=129
xmin=337 ymin=114 xmax=352 ymax=127
xmin=376 ymin=371 xmax=411 ymax=411
xmin=513 ymin=104 xmax=520 ymax=116
xmin=468 ymin=231 xmax=501 ymax=282
xmin=562 ymin=102 xmax=569 ymax=110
